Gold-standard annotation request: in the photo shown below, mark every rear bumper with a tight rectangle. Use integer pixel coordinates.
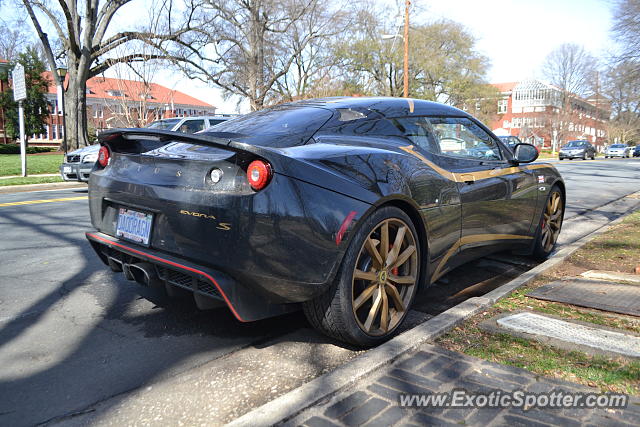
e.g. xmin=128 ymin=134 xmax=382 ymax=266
xmin=86 ymin=231 xmax=298 ymax=322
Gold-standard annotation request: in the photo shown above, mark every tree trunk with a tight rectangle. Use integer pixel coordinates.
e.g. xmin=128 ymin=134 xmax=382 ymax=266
xmin=63 ymin=56 xmax=90 ymax=150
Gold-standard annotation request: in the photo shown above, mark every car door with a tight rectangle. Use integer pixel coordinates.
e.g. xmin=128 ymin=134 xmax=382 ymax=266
xmin=425 ymin=116 xmax=538 ymax=259
xmin=389 ymin=116 xmax=462 ymax=282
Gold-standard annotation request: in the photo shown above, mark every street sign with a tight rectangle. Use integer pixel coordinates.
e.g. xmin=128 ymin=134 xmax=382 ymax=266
xmin=12 ymin=64 xmax=27 ymax=102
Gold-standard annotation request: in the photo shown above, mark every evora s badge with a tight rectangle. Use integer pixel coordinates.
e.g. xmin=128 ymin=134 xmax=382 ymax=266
xmin=179 ymin=210 xmax=231 ymax=230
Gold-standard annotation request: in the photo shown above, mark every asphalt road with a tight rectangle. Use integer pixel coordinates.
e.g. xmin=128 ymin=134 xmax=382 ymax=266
xmin=1 ymin=157 xmax=639 ymax=426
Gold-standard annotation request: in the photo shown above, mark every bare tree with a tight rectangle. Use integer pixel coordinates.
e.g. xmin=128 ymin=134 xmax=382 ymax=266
xmin=19 ymin=0 xmax=205 ymax=149
xmin=271 ymin=0 xmax=352 ymax=102
xmin=99 ymin=6 xmax=169 ymax=130
xmin=180 ymin=0 xmax=334 ymax=111
xmin=603 ymin=60 xmax=640 ymax=143
xmin=0 ymin=22 xmax=31 ymax=61
xmin=542 ymin=43 xmax=598 ymax=101
xmin=612 ymin=0 xmax=640 ymax=65
xmin=541 ymin=44 xmax=599 ymax=150
xmin=331 ymin=4 xmax=404 ymax=97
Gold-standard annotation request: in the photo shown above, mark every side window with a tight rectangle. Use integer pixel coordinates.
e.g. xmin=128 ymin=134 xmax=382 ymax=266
xmin=180 ymin=119 xmax=205 ymax=134
xmin=427 ymin=117 xmax=502 ymax=161
xmin=388 ymin=117 xmax=440 ymax=153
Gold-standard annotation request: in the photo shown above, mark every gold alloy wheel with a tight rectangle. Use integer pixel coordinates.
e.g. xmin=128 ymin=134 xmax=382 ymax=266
xmin=541 ymin=190 xmax=563 ymax=252
xmin=352 ymin=218 xmax=418 ymax=336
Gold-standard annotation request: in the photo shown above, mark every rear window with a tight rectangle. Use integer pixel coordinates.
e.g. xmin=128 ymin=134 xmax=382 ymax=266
xmin=201 ymin=106 xmax=332 ymax=147
xmin=146 ymin=119 xmax=180 ymax=130
xmin=610 ymin=144 xmax=626 ymax=148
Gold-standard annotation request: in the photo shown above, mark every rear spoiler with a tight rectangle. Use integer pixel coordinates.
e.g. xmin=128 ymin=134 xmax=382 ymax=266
xmin=98 ymin=128 xmax=253 ymax=155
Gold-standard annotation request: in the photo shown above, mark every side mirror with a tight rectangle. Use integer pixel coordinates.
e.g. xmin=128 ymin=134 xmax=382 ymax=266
xmin=513 ymin=143 xmax=538 ymax=164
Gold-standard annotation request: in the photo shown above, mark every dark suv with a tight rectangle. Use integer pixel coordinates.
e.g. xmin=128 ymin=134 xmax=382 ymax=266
xmin=559 ymin=140 xmax=596 ymax=160
xmin=633 ymin=145 xmax=640 ymax=157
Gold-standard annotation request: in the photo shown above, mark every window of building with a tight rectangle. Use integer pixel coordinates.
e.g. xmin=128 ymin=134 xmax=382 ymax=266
xmin=107 ymin=90 xmax=125 ymax=97
xmin=53 ymin=124 xmax=57 ymax=139
xmin=497 ymin=99 xmax=508 ymax=114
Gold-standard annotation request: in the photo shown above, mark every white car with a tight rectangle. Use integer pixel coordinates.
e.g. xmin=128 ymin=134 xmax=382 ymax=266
xmin=59 ymin=144 xmax=100 ymax=182
xmin=145 ymin=115 xmax=235 ymax=134
xmin=605 ymin=144 xmax=632 ymax=158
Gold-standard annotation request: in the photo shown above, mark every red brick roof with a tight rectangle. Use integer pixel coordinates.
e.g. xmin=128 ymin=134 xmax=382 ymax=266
xmin=492 ymin=82 xmax=517 ymax=93
xmin=43 ymin=72 xmax=214 ymax=108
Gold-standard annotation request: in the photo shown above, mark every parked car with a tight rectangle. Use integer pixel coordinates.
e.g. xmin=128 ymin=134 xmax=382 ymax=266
xmin=558 ymin=140 xmax=595 ymax=160
xmin=59 ymin=144 xmax=100 ymax=182
xmin=633 ymin=145 xmax=640 ymax=157
xmin=85 ymin=97 xmax=564 ymax=347
xmin=145 ymin=115 xmax=234 ymax=134
xmin=605 ymin=144 xmax=632 ymax=158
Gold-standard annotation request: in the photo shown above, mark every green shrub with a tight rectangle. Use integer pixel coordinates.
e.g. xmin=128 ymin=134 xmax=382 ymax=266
xmin=0 ymin=144 xmax=56 ymax=154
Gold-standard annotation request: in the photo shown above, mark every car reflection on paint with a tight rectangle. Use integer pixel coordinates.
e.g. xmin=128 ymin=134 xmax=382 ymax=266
xmin=86 ymin=97 xmax=565 ymax=347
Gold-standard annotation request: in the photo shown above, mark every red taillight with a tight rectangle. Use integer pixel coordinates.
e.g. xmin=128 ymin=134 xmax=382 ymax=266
xmin=247 ymin=160 xmax=272 ymax=191
xmin=98 ymin=146 xmax=110 ymax=167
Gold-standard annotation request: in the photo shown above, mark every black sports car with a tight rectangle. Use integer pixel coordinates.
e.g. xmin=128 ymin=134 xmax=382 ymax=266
xmin=86 ymin=97 xmax=565 ymax=347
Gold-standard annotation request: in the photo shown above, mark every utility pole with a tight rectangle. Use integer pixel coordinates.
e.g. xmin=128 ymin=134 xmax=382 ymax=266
xmin=403 ymin=0 xmax=410 ymax=98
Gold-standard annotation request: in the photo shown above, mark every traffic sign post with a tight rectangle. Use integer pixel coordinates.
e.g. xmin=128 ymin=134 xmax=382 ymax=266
xmin=12 ymin=64 xmax=27 ymax=177
xmin=18 ymin=102 xmax=26 ymax=176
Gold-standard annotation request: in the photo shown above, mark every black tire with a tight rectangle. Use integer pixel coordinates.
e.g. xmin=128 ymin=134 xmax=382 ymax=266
xmin=581 ymin=153 xmax=586 ymax=160
xmin=532 ymin=185 xmax=564 ymax=260
xmin=303 ymin=206 xmax=421 ymax=347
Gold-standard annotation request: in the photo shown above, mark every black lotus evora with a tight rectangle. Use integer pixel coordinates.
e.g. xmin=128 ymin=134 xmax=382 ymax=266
xmin=86 ymin=97 xmax=565 ymax=347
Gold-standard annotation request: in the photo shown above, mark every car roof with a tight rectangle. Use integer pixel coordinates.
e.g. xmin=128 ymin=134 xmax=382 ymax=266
xmin=288 ymin=97 xmax=472 ymax=118
xmin=177 ymin=115 xmax=234 ymax=120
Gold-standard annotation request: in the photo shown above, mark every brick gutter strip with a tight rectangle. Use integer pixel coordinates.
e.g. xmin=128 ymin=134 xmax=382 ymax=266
xmin=229 ymin=199 xmax=640 ymax=427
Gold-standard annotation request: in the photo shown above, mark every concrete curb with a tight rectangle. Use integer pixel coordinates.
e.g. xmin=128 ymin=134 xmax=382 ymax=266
xmin=0 ymin=181 xmax=87 ymax=194
xmin=0 ymin=173 xmax=59 ymax=180
xmin=228 ymin=202 xmax=640 ymax=427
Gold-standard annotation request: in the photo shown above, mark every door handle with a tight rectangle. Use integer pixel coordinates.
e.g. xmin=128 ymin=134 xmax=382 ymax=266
xmin=459 ymin=173 xmax=475 ymax=184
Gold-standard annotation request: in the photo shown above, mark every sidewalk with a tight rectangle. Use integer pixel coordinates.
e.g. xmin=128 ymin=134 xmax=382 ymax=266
xmin=287 ymin=344 xmax=640 ymax=426
xmin=0 ymin=173 xmax=59 ymax=179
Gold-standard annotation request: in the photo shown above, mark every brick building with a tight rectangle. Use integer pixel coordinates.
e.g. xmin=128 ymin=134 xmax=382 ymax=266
xmin=1 ymin=70 xmax=216 ymax=147
xmin=489 ymin=80 xmax=610 ymax=150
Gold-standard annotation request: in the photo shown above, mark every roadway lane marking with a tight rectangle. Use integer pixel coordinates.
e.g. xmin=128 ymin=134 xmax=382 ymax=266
xmin=0 ymin=196 xmax=87 ymax=207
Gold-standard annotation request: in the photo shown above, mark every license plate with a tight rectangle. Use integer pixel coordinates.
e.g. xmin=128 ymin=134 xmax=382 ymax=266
xmin=63 ymin=166 xmax=72 ymax=173
xmin=116 ymin=208 xmax=153 ymax=245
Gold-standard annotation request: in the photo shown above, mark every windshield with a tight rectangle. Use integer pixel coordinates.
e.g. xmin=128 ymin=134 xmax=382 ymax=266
xmin=146 ymin=119 xmax=180 ymax=130
xmin=201 ymin=106 xmax=332 ymax=147
xmin=566 ymin=141 xmax=586 ymax=147
xmin=610 ymin=144 xmax=626 ymax=148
